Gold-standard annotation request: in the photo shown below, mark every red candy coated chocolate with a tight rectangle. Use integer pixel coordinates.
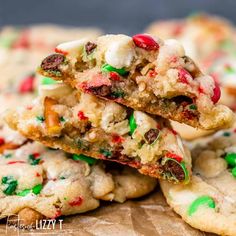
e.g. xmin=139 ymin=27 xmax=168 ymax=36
xmin=132 ymin=34 xmax=159 ymax=51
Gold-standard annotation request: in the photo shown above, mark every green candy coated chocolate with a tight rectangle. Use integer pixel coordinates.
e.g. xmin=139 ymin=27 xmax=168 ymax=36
xmin=129 ymin=113 xmax=137 ymax=135
xmin=72 ymin=154 xmax=97 ymax=165
xmin=231 ymin=167 xmax=236 ymax=178
xmin=17 ymin=189 xmax=31 ymax=197
xmin=41 ymin=77 xmax=58 ymax=85
xmin=32 ymin=184 xmax=43 ymax=195
xmin=188 ymin=196 xmax=215 ymax=216
xmin=101 ymin=64 xmax=128 ymax=75
xmin=225 ymin=153 xmax=236 ymax=167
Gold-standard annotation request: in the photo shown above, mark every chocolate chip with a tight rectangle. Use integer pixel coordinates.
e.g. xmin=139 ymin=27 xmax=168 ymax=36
xmin=144 ymin=129 xmax=159 ymax=144
xmin=41 ymin=54 xmax=65 ymax=71
xmin=162 ymin=160 xmax=185 ymax=181
xmin=85 ymin=42 xmax=97 ymax=55
xmin=90 ymin=85 xmax=112 ymax=97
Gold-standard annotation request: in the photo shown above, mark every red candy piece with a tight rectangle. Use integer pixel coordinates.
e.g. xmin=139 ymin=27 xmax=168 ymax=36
xmin=211 ymin=82 xmax=221 ymax=104
xmin=77 ymin=111 xmax=88 ymax=120
xmin=69 ymin=196 xmax=83 ymax=207
xmin=166 ymin=152 xmax=182 ymax=162
xmin=55 ymin=47 xmax=68 ymax=55
xmin=0 ymin=137 xmax=5 ymax=145
xmin=19 ymin=74 xmax=35 ymax=93
xmin=109 ymin=72 xmax=120 ymax=81
xmin=178 ymin=68 xmax=192 ymax=84
xmin=111 ymin=134 xmax=124 ymax=144
xmin=132 ymin=34 xmax=159 ymax=51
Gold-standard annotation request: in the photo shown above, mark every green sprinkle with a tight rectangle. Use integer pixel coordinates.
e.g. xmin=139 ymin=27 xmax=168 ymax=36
xmin=28 ymin=154 xmax=41 ymax=166
xmin=64 ymin=197 xmax=68 ymax=200
xmin=60 ymin=116 xmax=65 ymax=122
xmin=231 ymin=167 xmax=236 ymax=178
xmin=223 ymin=132 xmax=231 ymax=137
xmin=3 ymin=153 xmax=12 ymax=159
xmin=188 ymin=196 xmax=215 ymax=216
xmin=41 ymin=77 xmax=58 ymax=85
xmin=129 ymin=113 xmax=137 ymax=135
xmin=36 ymin=116 xmax=45 ymax=123
xmin=101 ymin=64 xmax=128 ymax=76
xmin=225 ymin=153 xmax=236 ymax=167
xmin=72 ymin=154 xmax=97 ymax=165
xmin=1 ymin=176 xmax=18 ymax=195
xmin=189 ymin=104 xmax=197 ymax=110
xmin=17 ymin=189 xmax=31 ymax=197
xmin=60 ymin=176 xmax=66 ymax=180
xmin=111 ymin=90 xmax=125 ymax=98
xmin=32 ymin=184 xmax=43 ymax=195
xmin=99 ymin=149 xmax=112 ymax=158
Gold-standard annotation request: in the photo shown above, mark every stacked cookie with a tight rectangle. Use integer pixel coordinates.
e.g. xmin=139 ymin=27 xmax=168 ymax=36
xmin=3 ymin=32 xmax=235 ymax=233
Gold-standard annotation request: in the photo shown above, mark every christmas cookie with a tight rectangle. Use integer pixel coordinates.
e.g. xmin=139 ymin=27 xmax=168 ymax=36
xmin=38 ymin=34 xmax=234 ymax=129
xmin=0 ymin=125 xmax=157 ymax=225
xmin=5 ymin=83 xmax=191 ymax=183
xmin=160 ymin=129 xmax=236 ymax=235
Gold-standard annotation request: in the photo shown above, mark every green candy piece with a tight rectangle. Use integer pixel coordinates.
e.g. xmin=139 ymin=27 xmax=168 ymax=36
xmin=99 ymin=149 xmax=112 ymax=158
xmin=188 ymin=196 xmax=215 ymax=216
xmin=1 ymin=176 xmax=18 ymax=195
xmin=32 ymin=184 xmax=43 ymax=195
xmin=41 ymin=77 xmax=58 ymax=85
xmin=101 ymin=64 xmax=128 ymax=76
xmin=17 ymin=189 xmax=31 ymax=197
xmin=231 ymin=167 xmax=236 ymax=178
xmin=225 ymin=153 xmax=236 ymax=167
xmin=36 ymin=116 xmax=45 ymax=123
xmin=72 ymin=154 xmax=97 ymax=165
xmin=129 ymin=113 xmax=137 ymax=135
xmin=189 ymin=104 xmax=197 ymax=110
xmin=164 ymin=158 xmax=189 ymax=183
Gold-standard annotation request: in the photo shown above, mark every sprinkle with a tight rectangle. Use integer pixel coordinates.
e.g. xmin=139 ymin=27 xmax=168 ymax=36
xmin=0 ymin=137 xmax=5 ymax=145
xmin=101 ymin=64 xmax=128 ymax=76
xmin=72 ymin=154 xmax=97 ymax=165
xmin=36 ymin=116 xmax=45 ymax=123
xmin=28 ymin=153 xmax=41 ymax=165
xmin=225 ymin=153 xmax=236 ymax=167
xmin=60 ymin=176 xmax=66 ymax=180
xmin=4 ymin=153 xmax=12 ymax=159
xmin=148 ymin=69 xmax=157 ymax=78
xmin=188 ymin=196 xmax=215 ymax=216
xmin=99 ymin=149 xmax=112 ymax=158
xmin=77 ymin=111 xmax=88 ymax=120
xmin=223 ymin=132 xmax=231 ymax=137
xmin=7 ymin=161 xmax=26 ymax=165
xmin=1 ymin=176 xmax=18 ymax=195
xmin=189 ymin=104 xmax=197 ymax=110
xmin=129 ymin=113 xmax=137 ymax=135
xmin=111 ymin=90 xmax=125 ymax=98
xmin=32 ymin=184 xmax=43 ymax=195
xmin=68 ymin=196 xmax=83 ymax=207
xmin=35 ymin=172 xmax=41 ymax=177
xmin=166 ymin=153 xmax=182 ymax=162
xmin=60 ymin=116 xmax=65 ymax=122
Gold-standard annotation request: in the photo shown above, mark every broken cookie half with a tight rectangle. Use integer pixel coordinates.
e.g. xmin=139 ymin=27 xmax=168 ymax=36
xmin=5 ymin=83 xmax=191 ymax=183
xmin=38 ymin=34 xmax=234 ymax=129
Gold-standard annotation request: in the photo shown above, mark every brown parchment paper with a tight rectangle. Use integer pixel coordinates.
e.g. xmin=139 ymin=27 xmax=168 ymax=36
xmin=0 ymin=186 xmax=215 ymax=236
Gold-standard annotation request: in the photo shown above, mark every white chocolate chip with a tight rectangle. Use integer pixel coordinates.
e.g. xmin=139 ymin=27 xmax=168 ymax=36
xmin=105 ymin=36 xmax=135 ymax=69
xmin=165 ymin=39 xmax=185 ymax=57
xmin=88 ymin=131 xmax=97 ymax=141
xmin=138 ymin=82 xmax=146 ymax=92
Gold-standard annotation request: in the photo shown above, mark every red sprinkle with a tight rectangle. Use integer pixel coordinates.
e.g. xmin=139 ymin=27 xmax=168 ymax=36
xmin=55 ymin=47 xmax=68 ymax=55
xmin=111 ymin=134 xmax=124 ymax=144
xmin=132 ymin=34 xmax=159 ymax=51
xmin=77 ymin=111 xmax=88 ymax=120
xmin=166 ymin=153 xmax=182 ymax=162
xmin=7 ymin=161 xmax=26 ymax=165
xmin=109 ymin=72 xmax=120 ymax=81
xmin=52 ymin=209 xmax=62 ymax=219
xmin=198 ymin=86 xmax=205 ymax=94
xmin=35 ymin=172 xmax=41 ymax=177
xmin=33 ymin=153 xmax=40 ymax=159
xmin=211 ymin=82 xmax=221 ymax=104
xmin=178 ymin=68 xmax=192 ymax=84
xmin=18 ymin=74 xmax=35 ymax=94
xmin=69 ymin=196 xmax=83 ymax=207
xmin=0 ymin=137 xmax=5 ymax=145
xmin=148 ymin=69 xmax=158 ymax=78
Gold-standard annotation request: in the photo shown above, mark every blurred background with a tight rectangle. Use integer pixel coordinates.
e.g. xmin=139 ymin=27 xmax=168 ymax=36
xmin=0 ymin=0 xmax=236 ymax=34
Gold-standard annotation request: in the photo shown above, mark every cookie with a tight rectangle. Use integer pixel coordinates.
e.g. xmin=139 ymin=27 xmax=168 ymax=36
xmin=145 ymin=13 xmax=233 ymax=63
xmin=38 ymin=34 xmax=234 ymax=129
xmin=5 ymin=83 xmax=191 ymax=183
xmin=0 ymin=125 xmax=157 ymax=225
xmin=160 ymin=128 xmax=236 ymax=235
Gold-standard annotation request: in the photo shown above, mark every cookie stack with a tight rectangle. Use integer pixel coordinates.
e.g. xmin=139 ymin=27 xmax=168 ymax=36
xmin=3 ymin=31 xmax=235 ymax=234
